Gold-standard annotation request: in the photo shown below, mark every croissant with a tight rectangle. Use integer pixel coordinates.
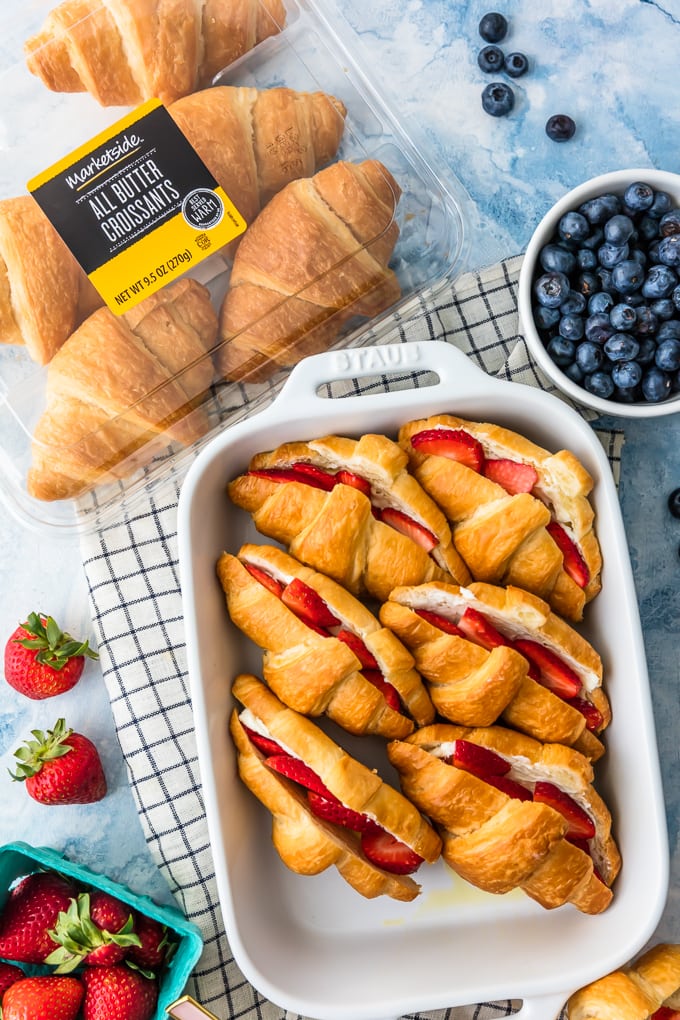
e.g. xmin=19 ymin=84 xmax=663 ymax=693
xmin=567 ymin=943 xmax=680 ymax=1020
xmin=27 ymin=277 xmax=218 ymax=501
xmin=230 ymin=674 xmax=442 ymax=901
xmin=0 ymin=86 xmax=346 ymax=364
xmin=215 ymin=159 xmax=403 ymax=383
xmin=399 ymin=414 xmax=603 ymax=622
xmin=227 ymin=432 xmax=468 ymax=601
xmin=217 ymin=544 xmax=434 ymax=738
xmin=380 ymin=581 xmax=609 ymax=761
xmin=387 ymin=723 xmax=621 ymax=914
xmin=24 ymin=0 xmax=286 ymax=107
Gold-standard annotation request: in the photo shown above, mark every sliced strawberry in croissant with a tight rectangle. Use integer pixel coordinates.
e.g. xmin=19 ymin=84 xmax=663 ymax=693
xmin=231 ymin=674 xmax=441 ymax=900
xmin=218 ymin=544 xmax=434 ymax=739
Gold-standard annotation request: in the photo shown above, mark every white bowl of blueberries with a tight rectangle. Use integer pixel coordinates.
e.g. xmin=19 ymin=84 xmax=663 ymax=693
xmin=518 ymin=169 xmax=680 ymax=417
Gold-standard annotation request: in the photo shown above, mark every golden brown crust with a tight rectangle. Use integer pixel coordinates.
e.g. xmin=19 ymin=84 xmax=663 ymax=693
xmin=567 ymin=943 xmax=680 ymax=1020
xmin=24 ymin=0 xmax=286 ymax=106
xmin=230 ymin=674 xmax=442 ymax=901
xmin=381 ymin=581 xmax=608 ymax=759
xmin=387 ymin=723 xmax=620 ymax=913
xmin=399 ymin=414 xmax=602 ymax=621
xmin=27 ymin=278 xmax=217 ymax=501
xmin=215 ymin=160 xmax=403 ymax=383
xmin=217 ymin=546 xmax=435 ymax=737
xmin=227 ymin=448 xmax=457 ymax=602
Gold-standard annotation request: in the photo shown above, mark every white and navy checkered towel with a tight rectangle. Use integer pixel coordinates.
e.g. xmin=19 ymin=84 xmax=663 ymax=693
xmin=79 ymin=254 xmax=624 ymax=1020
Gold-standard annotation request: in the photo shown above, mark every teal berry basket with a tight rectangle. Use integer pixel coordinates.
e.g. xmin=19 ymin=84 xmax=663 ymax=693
xmin=0 ymin=841 xmax=204 ymax=1019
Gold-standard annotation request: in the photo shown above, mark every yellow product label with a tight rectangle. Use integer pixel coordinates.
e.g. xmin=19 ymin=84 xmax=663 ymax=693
xmin=28 ymin=99 xmax=246 ymax=314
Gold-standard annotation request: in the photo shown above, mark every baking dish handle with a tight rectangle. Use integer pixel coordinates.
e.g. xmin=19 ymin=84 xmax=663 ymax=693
xmin=512 ymin=991 xmax=568 ymax=1020
xmin=275 ymin=339 xmax=488 ymax=405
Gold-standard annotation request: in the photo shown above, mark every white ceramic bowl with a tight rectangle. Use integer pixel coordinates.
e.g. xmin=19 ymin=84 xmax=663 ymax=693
xmin=518 ymin=169 xmax=680 ymax=418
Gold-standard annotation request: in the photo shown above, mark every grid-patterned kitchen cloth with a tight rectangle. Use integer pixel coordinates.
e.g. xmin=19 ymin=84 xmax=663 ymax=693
xmin=79 ymin=254 xmax=624 ymax=1020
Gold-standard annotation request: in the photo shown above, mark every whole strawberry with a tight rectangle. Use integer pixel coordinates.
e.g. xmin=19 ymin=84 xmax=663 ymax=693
xmin=82 ymin=964 xmax=158 ymax=1020
xmin=0 ymin=871 xmax=77 ymax=963
xmin=4 ymin=611 xmax=98 ymax=700
xmin=0 ymin=961 xmax=25 ymax=998
xmin=127 ymin=912 xmax=176 ymax=972
xmin=2 ymin=974 xmax=84 ymax=1020
xmin=46 ymin=891 xmax=141 ymax=972
xmin=10 ymin=718 xmax=107 ymax=805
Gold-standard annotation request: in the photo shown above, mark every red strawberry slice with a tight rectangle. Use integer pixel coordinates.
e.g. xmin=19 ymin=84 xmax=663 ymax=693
xmin=513 ymin=639 xmax=582 ymax=699
xmin=289 ymin=462 xmax=337 ymax=490
xmin=652 ymin=1008 xmax=680 ymax=1020
xmin=242 ymin=724 xmax=286 ymax=758
xmin=336 ymin=469 xmax=372 ymax=496
xmin=483 ymin=458 xmax=538 ymax=495
xmin=307 ymin=791 xmax=372 ymax=832
xmin=336 ymin=629 xmax=379 ymax=669
xmin=361 ymin=670 xmax=402 ymax=713
xmin=546 ymin=521 xmax=590 ymax=588
xmin=243 ymin=563 xmax=285 ymax=598
xmin=565 ymin=696 xmax=604 ymax=733
xmin=457 ymin=607 xmax=511 ymax=651
xmin=249 ymin=467 xmax=309 ymax=484
xmin=281 ymin=578 xmax=340 ymax=630
xmin=378 ymin=507 xmax=438 ymax=552
xmin=452 ymin=738 xmax=511 ymax=778
xmin=533 ymin=781 xmax=596 ymax=840
xmin=411 ymin=428 xmax=485 ymax=472
xmin=415 ymin=608 xmax=464 ymax=636
xmin=360 ymin=827 xmax=424 ymax=875
xmin=265 ymin=755 xmax=331 ymax=797
xmin=486 ymin=774 xmax=533 ymax=800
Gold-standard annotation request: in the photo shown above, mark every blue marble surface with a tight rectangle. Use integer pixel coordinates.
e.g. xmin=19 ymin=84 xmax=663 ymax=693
xmin=0 ymin=0 xmax=679 ymax=1007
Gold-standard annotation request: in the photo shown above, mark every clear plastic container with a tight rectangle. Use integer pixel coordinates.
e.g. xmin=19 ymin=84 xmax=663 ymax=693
xmin=0 ymin=0 xmax=472 ymax=535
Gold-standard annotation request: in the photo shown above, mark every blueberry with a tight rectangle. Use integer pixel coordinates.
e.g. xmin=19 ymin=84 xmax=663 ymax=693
xmin=659 ymin=209 xmax=680 ymax=236
xmin=655 ymin=337 xmax=680 ymax=371
xmin=534 ymin=271 xmax=571 ymax=308
xmin=641 ymin=366 xmax=672 ymax=402
xmin=604 ymin=332 xmax=640 ymax=362
xmin=546 ymin=336 xmax=576 ymax=366
xmin=623 ymin=181 xmax=655 ymax=213
xmin=668 ymin=487 xmax=680 ymax=518
xmin=649 ymin=191 xmax=673 ymax=219
xmin=598 ymin=241 xmax=629 ymax=269
xmin=533 ymin=304 xmax=561 ymax=330
xmin=641 ymin=264 xmax=678 ymax=300
xmin=539 ymin=243 xmax=577 ymax=274
xmin=585 ymin=371 xmax=615 ymax=399
xmin=588 ymin=291 xmax=614 ymax=315
xmin=612 ymin=360 xmax=643 ymax=389
xmin=577 ymin=248 xmax=598 ymax=270
xmin=481 ymin=81 xmax=514 ymax=116
xmin=628 ymin=247 xmax=647 ymax=268
xmin=575 ymin=271 xmax=599 ymax=297
xmin=575 ymin=341 xmax=604 ymax=373
xmin=638 ymin=215 xmax=661 ymax=242
xmin=478 ymin=45 xmax=505 ymax=72
xmin=637 ymin=337 xmax=658 ymax=365
xmin=560 ymin=290 xmax=587 ymax=315
xmin=564 ymin=362 xmax=585 ymax=384
xmin=609 ymin=303 xmax=637 ymax=331
xmin=611 ymin=259 xmax=644 ymax=294
xmin=651 ymin=298 xmax=675 ymax=321
xmin=559 ymin=313 xmax=584 ymax=341
xmin=672 ymin=285 xmax=680 ymax=312
xmin=584 ymin=312 xmax=614 ymax=344
xmin=657 ymin=235 xmax=680 ymax=267
xmin=505 ymin=52 xmax=529 ymax=77
xmin=604 ymin=214 xmax=635 ymax=246
xmin=635 ymin=306 xmax=658 ymax=336
xmin=545 ymin=114 xmax=576 ymax=142
xmin=580 ymin=194 xmax=621 ymax=225
xmin=657 ymin=319 xmax=680 ymax=341
xmin=558 ymin=211 xmax=590 ymax=244
xmin=613 ymin=384 xmax=641 ymax=403
xmin=596 ymin=266 xmax=614 ymax=292
xmin=479 ymin=12 xmax=508 ymax=43
xmin=581 ymin=226 xmax=605 ymax=251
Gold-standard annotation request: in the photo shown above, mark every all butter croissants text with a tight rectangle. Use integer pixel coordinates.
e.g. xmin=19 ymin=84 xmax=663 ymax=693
xmin=0 ymin=85 xmax=347 ymax=364
xmin=24 ymin=0 xmax=286 ymax=107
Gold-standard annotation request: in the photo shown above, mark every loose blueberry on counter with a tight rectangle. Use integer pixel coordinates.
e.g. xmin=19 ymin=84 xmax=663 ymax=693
xmin=668 ymin=487 xmax=680 ymax=518
xmin=479 ymin=11 xmax=508 ymax=42
xmin=478 ymin=44 xmax=505 ymax=72
xmin=545 ymin=114 xmax=576 ymax=142
xmin=481 ymin=81 xmax=514 ymax=116
xmin=505 ymin=52 xmax=529 ymax=77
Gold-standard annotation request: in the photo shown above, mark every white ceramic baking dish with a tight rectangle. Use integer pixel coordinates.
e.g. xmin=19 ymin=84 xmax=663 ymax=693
xmin=178 ymin=340 xmax=669 ymax=1020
